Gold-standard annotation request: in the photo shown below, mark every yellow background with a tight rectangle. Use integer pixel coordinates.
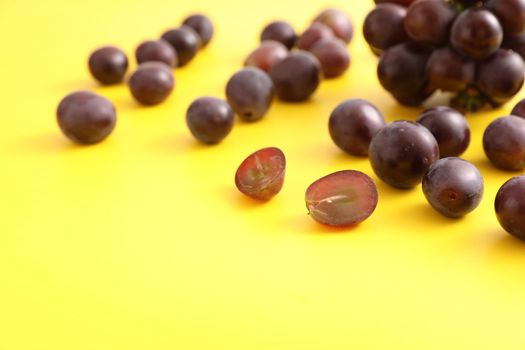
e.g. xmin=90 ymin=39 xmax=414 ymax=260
xmin=1 ymin=0 xmax=525 ymax=349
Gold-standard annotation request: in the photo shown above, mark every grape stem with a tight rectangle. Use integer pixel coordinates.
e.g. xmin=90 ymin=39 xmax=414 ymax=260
xmin=450 ymin=88 xmax=496 ymax=113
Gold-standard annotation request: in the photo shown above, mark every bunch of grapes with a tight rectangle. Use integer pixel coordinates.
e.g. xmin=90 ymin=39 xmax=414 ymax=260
xmin=364 ymin=0 xmax=525 ymax=111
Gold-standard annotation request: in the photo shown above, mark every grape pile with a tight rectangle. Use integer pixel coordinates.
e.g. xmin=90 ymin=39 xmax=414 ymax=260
xmin=364 ymin=0 xmax=525 ymax=111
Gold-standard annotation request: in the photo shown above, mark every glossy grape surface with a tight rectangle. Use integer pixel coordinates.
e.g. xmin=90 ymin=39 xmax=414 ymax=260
xmin=422 ymin=157 xmax=483 ymax=218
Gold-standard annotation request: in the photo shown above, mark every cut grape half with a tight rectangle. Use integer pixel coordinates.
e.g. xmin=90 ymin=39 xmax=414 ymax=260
xmin=305 ymin=170 xmax=379 ymax=227
xmin=235 ymin=147 xmax=286 ymax=201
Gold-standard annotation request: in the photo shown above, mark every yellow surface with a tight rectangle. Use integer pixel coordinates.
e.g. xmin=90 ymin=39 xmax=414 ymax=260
xmin=2 ymin=0 xmax=525 ymax=349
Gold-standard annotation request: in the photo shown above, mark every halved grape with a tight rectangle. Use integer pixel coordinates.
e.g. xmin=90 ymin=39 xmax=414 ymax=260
xmin=305 ymin=170 xmax=378 ymax=227
xmin=235 ymin=147 xmax=286 ymax=201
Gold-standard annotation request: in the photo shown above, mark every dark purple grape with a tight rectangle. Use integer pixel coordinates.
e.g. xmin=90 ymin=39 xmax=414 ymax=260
xmin=369 ymin=120 xmax=440 ymax=189
xmin=244 ymin=41 xmax=289 ymax=73
xmin=88 ymin=46 xmax=128 ymax=85
xmin=56 ymin=91 xmax=116 ymax=144
xmin=225 ymin=67 xmax=274 ymax=122
xmin=328 ymin=99 xmax=386 ymax=156
xmin=310 ymin=38 xmax=350 ymax=78
xmin=135 ymin=40 xmax=177 ymax=68
xmin=502 ymin=33 xmax=525 ymax=61
xmin=476 ymin=49 xmax=525 ymax=104
xmin=416 ymin=106 xmax=470 ymax=157
xmin=182 ymin=14 xmax=214 ymax=47
xmin=426 ymin=47 xmax=475 ymax=92
xmin=128 ymin=62 xmax=175 ymax=106
xmin=422 ymin=157 xmax=483 ymax=218
xmin=305 ymin=170 xmax=378 ymax=227
xmin=375 ymin=0 xmax=416 ymax=6
xmin=486 ymin=0 xmax=525 ymax=36
xmin=392 ymin=89 xmax=435 ymax=106
xmin=450 ymin=8 xmax=503 ymax=60
xmin=269 ymin=51 xmax=322 ymax=102
xmin=260 ymin=21 xmax=297 ymax=50
xmin=363 ymin=4 xmax=408 ymax=55
xmin=297 ymin=22 xmax=334 ymax=51
xmin=454 ymin=0 xmax=486 ymax=7
xmin=313 ymin=8 xmax=354 ymax=44
xmin=483 ymin=115 xmax=525 ymax=170
xmin=495 ymin=175 xmax=525 ymax=240
xmin=161 ymin=26 xmax=201 ymax=67
xmin=404 ymin=0 xmax=457 ymax=46
xmin=186 ymin=97 xmax=234 ymax=144
xmin=377 ymin=43 xmax=432 ymax=106
xmin=235 ymin=147 xmax=286 ymax=201
xmin=511 ymin=98 xmax=525 ymax=118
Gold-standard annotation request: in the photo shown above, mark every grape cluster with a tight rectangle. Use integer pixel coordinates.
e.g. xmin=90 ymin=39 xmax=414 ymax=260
xmin=364 ymin=0 xmax=525 ymax=111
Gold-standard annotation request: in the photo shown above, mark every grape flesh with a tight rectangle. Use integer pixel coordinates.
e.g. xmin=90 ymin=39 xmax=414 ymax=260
xmin=305 ymin=170 xmax=378 ymax=227
xmin=235 ymin=147 xmax=286 ymax=201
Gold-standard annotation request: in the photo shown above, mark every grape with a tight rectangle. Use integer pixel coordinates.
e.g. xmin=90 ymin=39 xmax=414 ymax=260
xmin=483 ymin=115 xmax=525 ymax=170
xmin=235 ymin=147 xmax=286 ymax=201
xmin=369 ymin=120 xmax=440 ymax=189
xmin=260 ymin=21 xmax=297 ymax=50
xmin=305 ymin=170 xmax=378 ymax=227
xmin=313 ymin=8 xmax=354 ymax=44
xmin=422 ymin=157 xmax=483 ymax=218
xmin=426 ymin=47 xmax=475 ymax=92
xmin=363 ymin=4 xmax=408 ymax=55
xmin=476 ymin=49 xmax=525 ymax=104
xmin=486 ymin=0 xmax=525 ymax=36
xmin=377 ymin=43 xmax=432 ymax=106
xmin=511 ymin=98 xmax=525 ymax=118
xmin=310 ymin=38 xmax=350 ymax=78
xmin=186 ymin=97 xmax=234 ymax=144
xmin=502 ymin=33 xmax=525 ymax=61
xmin=495 ymin=175 xmax=525 ymax=241
xmin=404 ymin=0 xmax=457 ymax=46
xmin=417 ymin=106 xmax=470 ymax=157
xmin=56 ymin=91 xmax=116 ymax=145
xmin=328 ymin=99 xmax=386 ymax=156
xmin=225 ymin=67 xmax=274 ymax=122
xmin=297 ymin=22 xmax=334 ymax=51
xmin=450 ymin=8 xmax=503 ymax=60
xmin=375 ymin=0 xmax=416 ymax=6
xmin=244 ymin=41 xmax=289 ymax=73
xmin=269 ymin=51 xmax=322 ymax=102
